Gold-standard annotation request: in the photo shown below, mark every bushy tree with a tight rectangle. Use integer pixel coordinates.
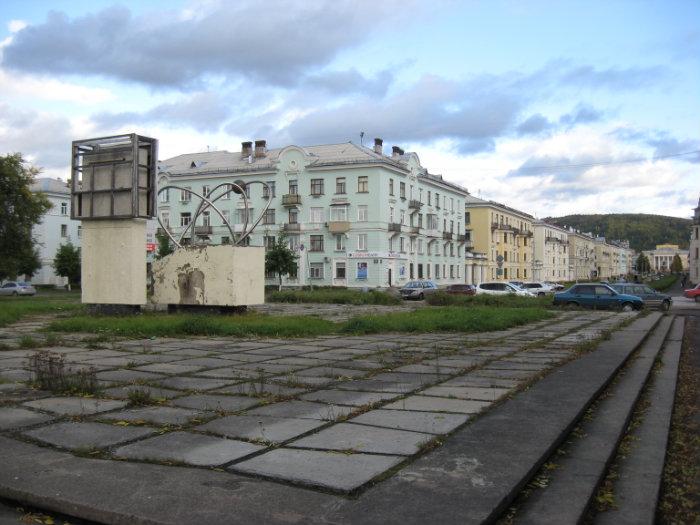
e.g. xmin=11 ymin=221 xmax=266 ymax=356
xmin=155 ymin=231 xmax=173 ymax=259
xmin=635 ymin=253 xmax=651 ymax=274
xmin=0 ymin=153 xmax=51 ymax=280
xmin=670 ymin=254 xmax=683 ymax=273
xmin=17 ymin=246 xmax=42 ymax=279
xmin=265 ymin=235 xmax=298 ymax=291
xmin=54 ymin=242 xmax=81 ymax=289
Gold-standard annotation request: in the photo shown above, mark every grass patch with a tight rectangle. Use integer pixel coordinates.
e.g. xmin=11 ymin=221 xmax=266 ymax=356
xmin=18 ymin=335 xmax=41 ymax=349
xmin=647 ymin=274 xmax=678 ymax=291
xmin=28 ymin=349 xmax=100 ymax=395
xmin=47 ymin=306 xmax=553 ymax=338
xmin=127 ymin=387 xmax=155 ymax=407
xmin=0 ymin=292 xmax=82 ymax=327
xmin=342 ymin=306 xmax=554 ymax=335
xmin=425 ymin=291 xmax=553 ymax=308
xmin=48 ymin=313 xmax=337 ymax=338
xmin=266 ymin=288 xmax=401 ymax=305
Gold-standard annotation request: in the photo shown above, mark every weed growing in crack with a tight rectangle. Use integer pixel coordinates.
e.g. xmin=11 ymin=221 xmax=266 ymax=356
xmin=127 ymin=387 xmax=154 ymax=407
xmin=27 ymin=349 xmax=100 ymax=395
xmin=18 ymin=335 xmax=41 ymax=349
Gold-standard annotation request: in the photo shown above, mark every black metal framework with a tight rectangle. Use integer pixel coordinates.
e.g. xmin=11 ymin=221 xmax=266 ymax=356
xmin=71 ymin=134 xmax=158 ymax=220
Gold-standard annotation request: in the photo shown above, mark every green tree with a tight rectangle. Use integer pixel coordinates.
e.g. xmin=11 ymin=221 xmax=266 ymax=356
xmin=54 ymin=242 xmax=81 ymax=289
xmin=265 ymin=234 xmax=298 ymax=291
xmin=635 ymin=253 xmax=650 ymax=274
xmin=155 ymin=231 xmax=174 ymax=259
xmin=0 ymin=153 xmax=51 ymax=280
xmin=17 ymin=246 xmax=42 ymax=279
xmin=670 ymin=253 xmax=683 ymax=273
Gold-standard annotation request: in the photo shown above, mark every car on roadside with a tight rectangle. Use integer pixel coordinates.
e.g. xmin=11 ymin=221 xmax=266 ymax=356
xmin=475 ymin=282 xmax=535 ymax=297
xmin=683 ymin=283 xmax=700 ymax=302
xmin=553 ymin=283 xmax=643 ymax=311
xmin=543 ymin=281 xmax=565 ymax=291
xmin=610 ymin=283 xmax=672 ymax=311
xmin=399 ymin=280 xmax=439 ymax=300
xmin=0 ymin=282 xmax=37 ymax=296
xmin=445 ymin=284 xmax=476 ymax=295
xmin=518 ymin=282 xmax=555 ymax=296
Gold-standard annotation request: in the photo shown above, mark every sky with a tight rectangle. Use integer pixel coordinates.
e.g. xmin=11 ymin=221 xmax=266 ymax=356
xmin=0 ymin=0 xmax=698 ymax=219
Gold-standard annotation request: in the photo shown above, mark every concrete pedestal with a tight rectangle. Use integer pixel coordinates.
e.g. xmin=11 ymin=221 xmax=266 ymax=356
xmin=81 ymin=219 xmax=147 ymax=305
xmin=152 ymin=246 xmax=264 ymax=307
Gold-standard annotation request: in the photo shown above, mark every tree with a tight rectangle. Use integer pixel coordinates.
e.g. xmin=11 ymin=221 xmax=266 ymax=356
xmin=635 ymin=253 xmax=651 ymax=274
xmin=265 ymin=235 xmax=298 ymax=291
xmin=0 ymin=153 xmax=51 ymax=280
xmin=17 ymin=246 xmax=42 ymax=279
xmin=54 ymin=242 xmax=81 ymax=289
xmin=155 ymin=231 xmax=174 ymax=259
xmin=670 ymin=253 xmax=683 ymax=273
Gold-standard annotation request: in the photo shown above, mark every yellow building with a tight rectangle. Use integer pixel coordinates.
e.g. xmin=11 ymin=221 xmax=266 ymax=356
xmin=465 ymin=195 xmax=534 ymax=281
xmin=533 ymin=221 xmax=570 ymax=282
xmin=642 ymin=244 xmax=689 ymax=272
xmin=568 ymin=230 xmax=597 ymax=280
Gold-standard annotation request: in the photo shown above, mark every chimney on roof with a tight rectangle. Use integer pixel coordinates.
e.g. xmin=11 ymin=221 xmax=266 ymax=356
xmin=241 ymin=141 xmax=252 ymax=158
xmin=373 ymin=137 xmax=383 ymax=155
xmin=254 ymin=140 xmax=267 ymax=158
xmin=392 ymin=146 xmax=402 ymax=159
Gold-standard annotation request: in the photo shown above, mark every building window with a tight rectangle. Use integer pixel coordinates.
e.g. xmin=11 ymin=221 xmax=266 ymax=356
xmin=435 ymin=193 xmax=440 ymax=209
xmin=465 ymin=211 xmax=470 ymax=224
xmin=180 ymin=213 xmax=191 ymax=226
xmin=358 ymin=233 xmax=367 ymax=251
xmin=357 ymin=176 xmax=369 ymax=193
xmin=262 ymin=181 xmax=276 ymax=198
xmin=400 ymin=210 xmax=405 ymax=225
xmin=237 ymin=208 xmax=254 ymax=224
xmin=202 ymin=211 xmax=211 ymax=226
xmin=311 ymin=178 xmax=324 ymax=195
xmin=399 ymin=237 xmax=405 ymax=253
xmin=418 ymin=213 xmax=423 ymax=228
xmin=336 ymin=177 xmax=346 ymax=194
xmin=356 ymin=262 xmax=367 ymax=281
xmin=418 ymin=263 xmax=423 ymax=279
xmin=427 ymin=214 xmax=438 ymax=230
xmin=389 ymin=179 xmax=394 ymax=196
xmin=220 ymin=184 xmax=230 ymax=199
xmin=335 ymin=234 xmax=345 ymax=251
xmin=288 ymin=235 xmax=300 ymax=250
xmin=202 ymin=185 xmax=211 ymax=198
xmin=428 ymin=191 xmax=432 ymax=205
xmin=331 ymin=206 xmax=347 ymax=221
xmin=288 ymin=208 xmax=298 ymax=224
xmin=400 ymin=182 xmax=406 ymax=199
xmin=263 ymin=209 xmax=275 ymax=224
xmin=159 ymin=188 xmax=169 ymax=203
xmin=450 ymin=265 xmax=454 ymax=278
xmin=435 ymin=263 xmax=440 ymax=278
xmin=60 ymin=202 xmax=68 ymax=215
xmin=310 ymin=235 xmax=324 ymax=252
xmin=310 ymin=207 xmax=324 ymax=223
xmin=180 ymin=187 xmax=191 ymax=202
xmin=289 ymin=180 xmax=298 ymax=195
xmin=418 ymin=239 xmax=423 ymax=254
xmin=427 ymin=264 xmax=431 ymax=278
xmin=357 ymin=205 xmax=368 ymax=222
xmin=222 ymin=210 xmax=229 ymax=225
xmin=264 ymin=236 xmax=276 ymax=250
xmin=335 ymin=262 xmax=346 ymax=279
xmin=161 ymin=211 xmax=170 ymax=227
xmin=310 ymin=263 xmax=324 ymax=279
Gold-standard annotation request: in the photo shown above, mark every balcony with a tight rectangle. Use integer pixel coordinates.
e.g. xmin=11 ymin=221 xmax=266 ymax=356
xmin=283 ymin=223 xmax=301 ymax=232
xmin=464 ymin=239 xmax=474 ymax=249
xmin=442 ymin=232 xmax=453 ymax=240
xmin=156 ymin=227 xmax=171 ymax=237
xmin=282 ymin=194 xmax=302 ymax=206
xmin=388 ymin=222 xmax=402 ymax=232
xmin=456 ymin=234 xmax=466 ymax=242
xmin=328 ymin=221 xmax=350 ymax=234
xmin=409 ymin=226 xmax=420 ymax=235
xmin=425 ymin=228 xmax=440 ymax=238
xmin=195 ymin=225 xmax=212 ymax=235
xmin=408 ymin=199 xmax=423 ymax=210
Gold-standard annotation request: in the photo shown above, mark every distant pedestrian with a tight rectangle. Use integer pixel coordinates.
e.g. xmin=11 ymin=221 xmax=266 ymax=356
xmin=681 ymin=274 xmax=688 ymax=288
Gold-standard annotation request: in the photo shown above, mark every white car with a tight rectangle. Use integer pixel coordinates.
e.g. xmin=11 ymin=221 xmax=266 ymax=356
xmin=0 ymin=281 xmax=37 ymax=296
xmin=475 ymin=282 xmax=535 ymax=296
xmin=519 ymin=282 xmax=554 ymax=296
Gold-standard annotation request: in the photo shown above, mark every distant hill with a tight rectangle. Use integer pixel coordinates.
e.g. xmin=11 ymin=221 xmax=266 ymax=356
xmin=544 ymin=214 xmax=692 ymax=252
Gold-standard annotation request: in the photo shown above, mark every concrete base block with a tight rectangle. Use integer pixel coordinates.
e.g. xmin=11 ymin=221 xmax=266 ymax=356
xmin=152 ymin=245 xmax=264 ymax=307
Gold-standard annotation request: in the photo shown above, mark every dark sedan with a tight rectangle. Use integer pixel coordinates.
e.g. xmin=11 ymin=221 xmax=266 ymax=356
xmin=610 ymin=283 xmax=672 ymax=311
xmin=553 ymin=283 xmax=644 ymax=311
xmin=445 ymin=284 xmax=476 ymax=295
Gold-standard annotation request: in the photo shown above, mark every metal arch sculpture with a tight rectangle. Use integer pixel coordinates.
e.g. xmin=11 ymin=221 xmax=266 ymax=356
xmin=156 ymin=180 xmax=272 ymax=249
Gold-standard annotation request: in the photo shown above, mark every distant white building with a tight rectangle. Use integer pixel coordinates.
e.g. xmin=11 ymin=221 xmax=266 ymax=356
xmin=689 ymin=196 xmax=700 ymax=284
xmin=29 ymin=178 xmax=81 ymax=286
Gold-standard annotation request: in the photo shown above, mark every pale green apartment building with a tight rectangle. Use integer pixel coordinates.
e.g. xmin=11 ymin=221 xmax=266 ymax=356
xmin=157 ymin=139 xmax=470 ymax=289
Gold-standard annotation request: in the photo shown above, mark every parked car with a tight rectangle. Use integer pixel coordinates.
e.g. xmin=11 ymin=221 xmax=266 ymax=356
xmin=543 ymin=281 xmax=565 ymax=291
xmin=683 ymin=284 xmax=700 ymax=302
xmin=519 ymin=282 xmax=554 ymax=296
xmin=610 ymin=283 xmax=672 ymax=311
xmin=0 ymin=282 xmax=37 ymax=296
xmin=399 ymin=280 xmax=439 ymax=300
xmin=475 ymin=282 xmax=535 ymax=296
xmin=508 ymin=281 xmax=524 ymax=288
xmin=553 ymin=283 xmax=643 ymax=311
xmin=445 ymin=284 xmax=476 ymax=295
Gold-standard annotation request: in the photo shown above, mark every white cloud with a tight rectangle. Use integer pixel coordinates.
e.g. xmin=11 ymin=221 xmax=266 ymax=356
xmin=0 ymin=69 xmax=113 ymax=104
xmin=8 ymin=20 xmax=27 ymax=33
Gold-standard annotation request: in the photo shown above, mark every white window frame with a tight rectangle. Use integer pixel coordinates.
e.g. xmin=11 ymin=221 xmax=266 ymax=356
xmin=358 ymin=233 xmax=367 ymax=251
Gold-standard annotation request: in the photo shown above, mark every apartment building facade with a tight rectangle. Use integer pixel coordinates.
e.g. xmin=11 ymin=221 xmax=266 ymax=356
xmin=567 ymin=230 xmax=596 ymax=281
xmin=532 ymin=221 xmax=569 ymax=282
xmin=689 ymin=197 xmax=700 ymax=284
xmin=465 ymin=196 xmax=535 ymax=281
xmin=157 ymin=140 xmax=471 ymax=289
xmin=29 ymin=178 xmax=82 ymax=286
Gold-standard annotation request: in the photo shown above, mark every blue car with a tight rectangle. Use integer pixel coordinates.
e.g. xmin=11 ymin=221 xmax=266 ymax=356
xmin=553 ymin=283 xmax=644 ymax=311
xmin=610 ymin=283 xmax=672 ymax=311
